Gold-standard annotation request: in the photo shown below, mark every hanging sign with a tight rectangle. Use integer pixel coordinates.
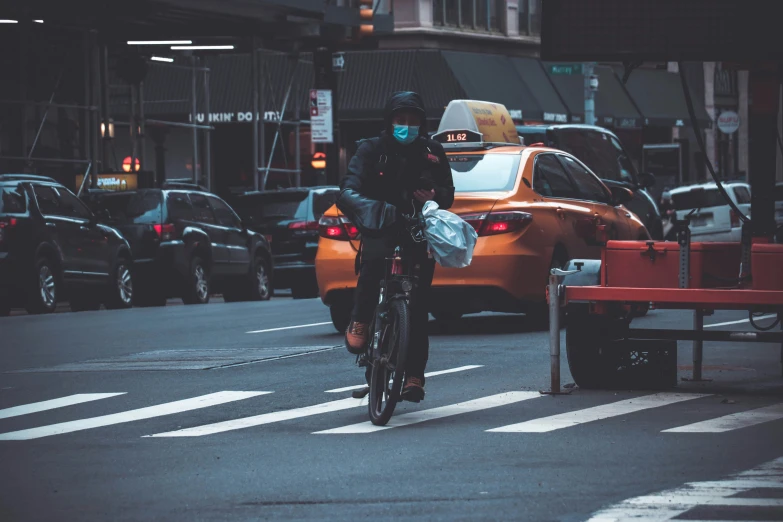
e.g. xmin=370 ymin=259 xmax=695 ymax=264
xmin=717 ymin=110 xmax=740 ymax=134
xmin=310 ymin=89 xmax=334 ymax=144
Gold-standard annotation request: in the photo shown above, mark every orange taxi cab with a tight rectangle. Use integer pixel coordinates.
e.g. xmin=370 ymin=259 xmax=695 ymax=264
xmin=316 ymin=100 xmax=649 ymax=332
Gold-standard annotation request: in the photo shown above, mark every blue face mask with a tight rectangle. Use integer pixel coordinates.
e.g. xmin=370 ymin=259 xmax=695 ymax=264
xmin=392 ymin=124 xmax=419 ymax=145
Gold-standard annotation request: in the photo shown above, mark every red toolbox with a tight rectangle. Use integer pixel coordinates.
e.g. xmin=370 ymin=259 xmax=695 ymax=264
xmin=603 ymin=241 xmax=742 ymax=289
xmin=752 ymin=243 xmax=783 ymax=291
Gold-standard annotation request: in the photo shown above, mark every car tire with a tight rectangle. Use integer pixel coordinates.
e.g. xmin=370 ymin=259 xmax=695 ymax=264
xmin=182 ymin=255 xmax=210 ymax=305
xmin=105 ymin=258 xmax=133 ymax=310
xmin=330 ymin=303 xmax=351 ymax=333
xmin=249 ymin=257 xmax=272 ymax=301
xmin=565 ymin=304 xmax=631 ymax=389
xmin=26 ymin=256 xmax=59 ymax=315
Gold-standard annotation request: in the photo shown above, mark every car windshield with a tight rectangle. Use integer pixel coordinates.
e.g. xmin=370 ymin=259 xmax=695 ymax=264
xmin=671 ymin=188 xmax=727 ymax=211
xmin=449 ymin=154 xmax=521 ymax=192
xmin=99 ymin=191 xmax=163 ymax=224
xmin=236 ymin=192 xmax=309 ymax=223
xmin=0 ymin=186 xmax=27 ymax=214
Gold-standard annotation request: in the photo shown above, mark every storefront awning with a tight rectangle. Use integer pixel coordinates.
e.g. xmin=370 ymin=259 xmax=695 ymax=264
xmin=614 ymin=67 xmax=712 ymax=128
xmin=441 ymin=51 xmax=542 ymax=122
xmin=543 ymin=63 xmax=644 ymax=129
xmin=508 ymin=57 xmax=570 ymax=124
xmin=112 ymin=50 xmax=464 ymax=123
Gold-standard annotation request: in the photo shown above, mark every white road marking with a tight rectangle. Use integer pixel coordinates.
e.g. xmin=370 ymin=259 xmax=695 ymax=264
xmin=587 ymin=456 xmax=783 ymax=521
xmin=0 ymin=393 xmax=125 ymax=420
xmin=705 ymin=314 xmax=777 ymax=328
xmin=324 ymin=365 xmax=484 ymax=393
xmin=246 ymin=322 xmax=332 ymax=334
xmin=0 ymin=391 xmax=269 ymax=441
xmin=487 ymin=392 xmax=710 ymax=433
xmin=314 ymin=391 xmax=540 ymax=434
xmin=664 ymin=403 xmax=783 ymax=433
xmin=147 ymin=397 xmax=364 ymax=437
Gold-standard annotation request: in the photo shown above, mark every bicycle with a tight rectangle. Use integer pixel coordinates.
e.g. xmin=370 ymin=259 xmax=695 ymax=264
xmin=359 ymin=212 xmax=427 ymax=426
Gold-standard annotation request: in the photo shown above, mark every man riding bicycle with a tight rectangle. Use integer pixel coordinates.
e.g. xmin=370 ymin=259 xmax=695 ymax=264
xmin=336 ymin=91 xmax=455 ymax=403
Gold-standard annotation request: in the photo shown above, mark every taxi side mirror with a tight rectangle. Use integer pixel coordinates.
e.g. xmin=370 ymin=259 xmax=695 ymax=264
xmin=610 ymin=186 xmax=634 ymax=206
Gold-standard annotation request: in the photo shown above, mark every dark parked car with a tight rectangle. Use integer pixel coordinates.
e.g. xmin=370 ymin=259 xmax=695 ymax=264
xmin=231 ymin=187 xmax=339 ymax=299
xmin=0 ymin=174 xmax=134 ymax=316
xmin=90 ymin=184 xmax=273 ymax=306
xmin=516 ymin=124 xmax=663 ymax=239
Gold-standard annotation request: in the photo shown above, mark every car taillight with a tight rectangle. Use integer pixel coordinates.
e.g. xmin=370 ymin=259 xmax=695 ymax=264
xmin=459 ymin=211 xmax=533 ymax=237
xmin=730 ymin=209 xmax=740 ymax=228
xmin=288 ymin=221 xmax=320 ymax=231
xmin=153 ymin=223 xmax=176 ymax=241
xmin=318 ymin=216 xmax=360 ymax=241
xmin=0 ymin=218 xmax=17 ymax=242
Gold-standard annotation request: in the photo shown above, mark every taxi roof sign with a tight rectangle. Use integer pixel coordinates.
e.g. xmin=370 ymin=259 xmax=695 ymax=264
xmin=434 ymin=100 xmax=521 ymax=147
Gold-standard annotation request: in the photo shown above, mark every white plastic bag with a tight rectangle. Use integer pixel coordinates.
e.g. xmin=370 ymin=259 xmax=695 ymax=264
xmin=421 ymin=201 xmax=478 ymax=268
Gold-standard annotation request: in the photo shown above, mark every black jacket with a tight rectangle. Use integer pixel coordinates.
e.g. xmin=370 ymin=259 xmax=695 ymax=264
xmin=337 ymin=91 xmax=455 ymax=260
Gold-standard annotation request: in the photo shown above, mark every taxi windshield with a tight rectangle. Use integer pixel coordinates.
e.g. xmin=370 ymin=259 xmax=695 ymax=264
xmin=448 ymin=154 xmax=521 ymax=192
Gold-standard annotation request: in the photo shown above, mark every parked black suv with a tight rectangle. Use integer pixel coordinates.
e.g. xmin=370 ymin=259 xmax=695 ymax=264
xmin=516 ymin=125 xmax=663 ymax=239
xmin=230 ymin=187 xmax=339 ymax=299
xmin=90 ymin=185 xmax=272 ymax=306
xmin=0 ymin=174 xmax=134 ymax=316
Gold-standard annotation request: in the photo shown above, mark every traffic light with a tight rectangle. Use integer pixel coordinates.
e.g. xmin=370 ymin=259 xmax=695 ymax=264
xmin=311 ymin=152 xmax=326 ymax=170
xmin=357 ymin=0 xmax=373 ymax=38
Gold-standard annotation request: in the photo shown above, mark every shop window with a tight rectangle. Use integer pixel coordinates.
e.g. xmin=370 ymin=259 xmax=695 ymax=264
xmin=529 ymin=0 xmax=541 ymax=35
xmin=436 ymin=0 xmax=503 ymax=32
xmin=433 ymin=0 xmax=445 ymax=26
xmin=518 ymin=0 xmax=529 ymax=34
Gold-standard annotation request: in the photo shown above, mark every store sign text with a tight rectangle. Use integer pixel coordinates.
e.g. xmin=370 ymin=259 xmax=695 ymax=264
xmin=187 ymin=112 xmax=282 ymax=123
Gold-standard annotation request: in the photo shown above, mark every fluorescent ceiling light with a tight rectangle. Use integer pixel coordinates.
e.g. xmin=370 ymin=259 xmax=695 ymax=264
xmin=0 ymin=20 xmax=19 ymax=23
xmin=170 ymin=45 xmax=234 ymax=50
xmin=127 ymin=40 xmax=192 ymax=45
xmin=151 ymin=56 xmax=174 ymax=63
xmin=34 ymin=20 xmax=43 ymax=23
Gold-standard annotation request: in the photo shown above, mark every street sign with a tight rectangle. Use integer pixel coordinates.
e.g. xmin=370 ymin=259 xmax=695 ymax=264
xmin=549 ymin=63 xmax=583 ymax=75
xmin=310 ymin=89 xmax=334 ymax=144
xmin=717 ymin=110 xmax=740 ymax=134
xmin=332 ymin=52 xmax=345 ymax=72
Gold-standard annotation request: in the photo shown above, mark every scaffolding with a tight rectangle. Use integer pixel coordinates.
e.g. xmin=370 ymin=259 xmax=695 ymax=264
xmin=252 ymin=45 xmax=311 ymax=191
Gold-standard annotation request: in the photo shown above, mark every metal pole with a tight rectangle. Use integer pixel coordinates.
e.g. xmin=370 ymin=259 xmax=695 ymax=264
xmin=548 ymin=274 xmax=561 ymax=394
xmin=191 ymin=55 xmax=199 ymax=185
xmin=83 ymin=30 xmax=91 ymax=178
xmin=28 ymin=66 xmax=65 ymax=160
xmin=139 ymin=81 xmax=146 ymax=173
xmin=204 ymin=67 xmax=211 ymax=192
xmin=252 ymin=40 xmax=260 ymax=191
xmin=294 ymin=74 xmax=301 ymax=188
xmin=584 ymin=61 xmax=596 ymax=126
xmin=260 ymin=55 xmax=266 ymax=191
xmin=262 ymin=67 xmax=296 ymax=190
xmin=90 ymin=30 xmax=100 ymax=187
xmin=101 ymin=44 xmax=110 ymax=168
xmin=692 ymin=309 xmax=704 ymax=381
xmin=76 ymin=162 xmax=92 ymax=198
xmin=129 ymin=85 xmax=137 ymax=180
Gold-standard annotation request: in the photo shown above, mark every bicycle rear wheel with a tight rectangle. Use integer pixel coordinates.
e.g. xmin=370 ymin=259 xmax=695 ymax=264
xmin=368 ymin=298 xmax=410 ymax=426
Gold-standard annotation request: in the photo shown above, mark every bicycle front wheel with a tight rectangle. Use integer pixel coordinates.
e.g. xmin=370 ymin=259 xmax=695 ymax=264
xmin=368 ymin=298 xmax=410 ymax=426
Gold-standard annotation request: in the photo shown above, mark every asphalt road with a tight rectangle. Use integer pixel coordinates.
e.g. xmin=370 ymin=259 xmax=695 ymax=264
xmin=1 ymin=297 xmax=782 ymax=521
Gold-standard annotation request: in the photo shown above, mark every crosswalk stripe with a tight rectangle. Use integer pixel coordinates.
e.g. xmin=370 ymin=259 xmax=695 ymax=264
xmin=487 ymin=392 xmax=710 ymax=433
xmin=324 ymin=365 xmax=484 ymax=393
xmin=0 ymin=391 xmax=269 ymax=441
xmin=313 ymin=391 xmax=540 ymax=434
xmin=0 ymin=393 xmax=125 ymax=420
xmin=146 ymin=397 xmax=364 ymax=437
xmin=663 ymin=403 xmax=783 ymax=433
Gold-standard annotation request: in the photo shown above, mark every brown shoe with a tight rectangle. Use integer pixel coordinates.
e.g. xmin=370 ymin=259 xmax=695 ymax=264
xmin=345 ymin=321 xmax=368 ymax=355
xmin=401 ymin=376 xmax=425 ymax=403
